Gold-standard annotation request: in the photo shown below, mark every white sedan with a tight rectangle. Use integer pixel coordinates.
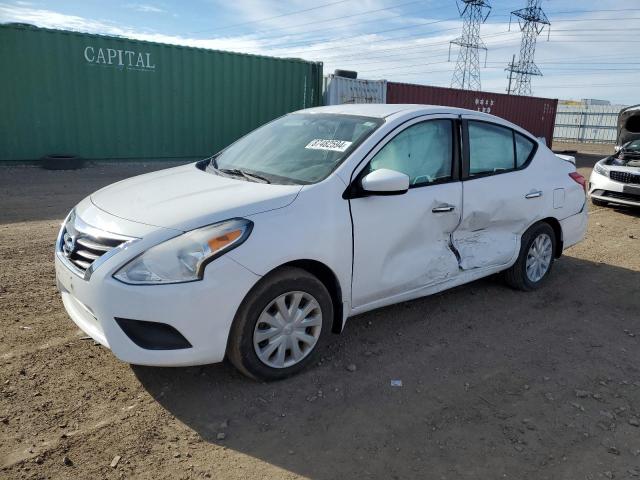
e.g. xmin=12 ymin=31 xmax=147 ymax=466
xmin=589 ymin=139 xmax=640 ymax=208
xmin=55 ymin=104 xmax=587 ymax=380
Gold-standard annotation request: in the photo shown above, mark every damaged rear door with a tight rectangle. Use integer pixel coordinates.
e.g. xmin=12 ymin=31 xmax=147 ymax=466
xmin=349 ymin=115 xmax=462 ymax=308
xmin=452 ymin=117 xmax=540 ymax=270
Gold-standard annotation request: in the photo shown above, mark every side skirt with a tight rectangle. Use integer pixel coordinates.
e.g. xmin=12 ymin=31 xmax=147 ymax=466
xmin=348 ymin=261 xmax=513 ymax=318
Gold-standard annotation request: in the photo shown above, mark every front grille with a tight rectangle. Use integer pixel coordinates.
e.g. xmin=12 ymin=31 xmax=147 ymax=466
xmin=59 ymin=212 xmax=131 ymax=275
xmin=610 ymin=170 xmax=640 ymax=184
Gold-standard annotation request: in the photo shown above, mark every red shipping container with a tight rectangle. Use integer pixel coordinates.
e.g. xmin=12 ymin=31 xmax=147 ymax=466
xmin=386 ymin=82 xmax=558 ymax=146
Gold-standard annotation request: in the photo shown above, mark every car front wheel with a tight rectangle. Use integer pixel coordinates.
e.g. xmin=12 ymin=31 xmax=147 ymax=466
xmin=504 ymin=222 xmax=556 ymax=291
xmin=227 ymin=267 xmax=333 ymax=381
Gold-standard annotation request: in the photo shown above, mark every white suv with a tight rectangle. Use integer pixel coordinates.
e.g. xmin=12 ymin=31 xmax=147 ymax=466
xmin=55 ymin=104 xmax=588 ymax=380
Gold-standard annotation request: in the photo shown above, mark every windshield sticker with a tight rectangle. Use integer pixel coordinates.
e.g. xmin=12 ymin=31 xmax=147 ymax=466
xmin=305 ymin=139 xmax=353 ymax=152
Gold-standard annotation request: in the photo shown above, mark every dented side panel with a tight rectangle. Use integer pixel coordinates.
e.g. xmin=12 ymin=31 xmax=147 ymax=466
xmin=453 ymin=167 xmax=550 ymax=270
xmin=351 ymin=183 xmax=462 ymax=308
xmin=452 ymin=137 xmax=584 ymax=270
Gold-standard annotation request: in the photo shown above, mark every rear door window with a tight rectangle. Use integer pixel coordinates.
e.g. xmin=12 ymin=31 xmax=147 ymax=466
xmin=467 ymin=121 xmax=536 ymax=176
xmin=468 ymin=122 xmax=515 ymax=176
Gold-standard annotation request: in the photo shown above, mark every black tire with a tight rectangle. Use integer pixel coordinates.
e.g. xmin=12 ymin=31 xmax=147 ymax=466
xmin=227 ymin=267 xmax=333 ymax=381
xmin=504 ymin=222 xmax=557 ymax=291
xmin=591 ymin=197 xmax=608 ymax=207
xmin=41 ymin=154 xmax=84 ymax=170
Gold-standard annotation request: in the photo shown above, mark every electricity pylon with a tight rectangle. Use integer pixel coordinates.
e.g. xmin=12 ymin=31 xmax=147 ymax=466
xmin=449 ymin=0 xmax=491 ymax=91
xmin=506 ymin=0 xmax=550 ymax=95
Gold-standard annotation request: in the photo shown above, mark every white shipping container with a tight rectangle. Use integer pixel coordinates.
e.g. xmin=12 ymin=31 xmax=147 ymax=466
xmin=323 ymin=75 xmax=387 ymax=105
xmin=553 ymin=104 xmax=628 ymax=144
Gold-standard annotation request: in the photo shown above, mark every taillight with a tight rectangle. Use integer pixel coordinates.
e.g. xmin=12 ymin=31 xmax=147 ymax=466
xmin=569 ymin=172 xmax=587 ymax=193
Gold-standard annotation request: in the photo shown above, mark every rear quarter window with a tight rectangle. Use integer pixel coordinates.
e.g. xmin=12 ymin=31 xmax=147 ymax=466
xmin=515 ymin=133 xmax=536 ymax=167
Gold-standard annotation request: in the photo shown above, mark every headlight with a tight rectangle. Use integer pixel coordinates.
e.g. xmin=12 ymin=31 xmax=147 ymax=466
xmin=594 ymin=162 xmax=609 ymax=177
xmin=114 ymin=218 xmax=252 ymax=285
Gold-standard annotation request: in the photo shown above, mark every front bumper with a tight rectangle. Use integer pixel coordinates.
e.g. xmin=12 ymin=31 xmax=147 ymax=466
xmin=589 ymin=169 xmax=640 ymax=207
xmin=55 ymin=216 xmax=261 ymax=367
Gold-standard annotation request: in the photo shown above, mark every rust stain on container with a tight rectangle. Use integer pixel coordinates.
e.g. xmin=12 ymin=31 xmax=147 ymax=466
xmin=387 ymin=82 xmax=558 ymax=145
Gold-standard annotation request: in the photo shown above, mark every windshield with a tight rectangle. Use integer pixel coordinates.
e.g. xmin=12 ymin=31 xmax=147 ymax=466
xmin=622 ymin=139 xmax=640 ymax=152
xmin=207 ymin=113 xmax=383 ymax=184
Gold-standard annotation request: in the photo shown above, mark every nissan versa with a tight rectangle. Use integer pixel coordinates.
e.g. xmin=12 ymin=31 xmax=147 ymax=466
xmin=55 ymin=104 xmax=588 ymax=380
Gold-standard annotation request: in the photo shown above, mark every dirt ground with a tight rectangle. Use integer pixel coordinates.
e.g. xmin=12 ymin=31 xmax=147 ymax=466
xmin=1 ymin=150 xmax=640 ymax=480
xmin=552 ymin=141 xmax=615 ymax=157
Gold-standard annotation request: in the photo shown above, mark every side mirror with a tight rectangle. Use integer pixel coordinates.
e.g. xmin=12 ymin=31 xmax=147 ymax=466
xmin=361 ymin=168 xmax=410 ymax=195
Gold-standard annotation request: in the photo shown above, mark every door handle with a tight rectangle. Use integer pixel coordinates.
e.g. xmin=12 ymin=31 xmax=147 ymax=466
xmin=432 ymin=204 xmax=456 ymax=213
xmin=525 ymin=191 xmax=543 ymax=199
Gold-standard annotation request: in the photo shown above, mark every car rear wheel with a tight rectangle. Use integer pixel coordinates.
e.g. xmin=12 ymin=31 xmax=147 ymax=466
xmin=227 ymin=267 xmax=333 ymax=381
xmin=504 ymin=222 xmax=556 ymax=291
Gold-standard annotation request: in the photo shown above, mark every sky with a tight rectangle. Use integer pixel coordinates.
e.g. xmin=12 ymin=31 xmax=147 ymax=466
xmin=0 ymin=0 xmax=638 ymax=105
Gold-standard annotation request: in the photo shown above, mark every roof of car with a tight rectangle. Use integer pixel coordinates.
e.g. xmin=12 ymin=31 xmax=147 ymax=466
xmin=297 ymin=103 xmax=540 ymax=142
xmin=299 ymin=103 xmax=473 ymax=118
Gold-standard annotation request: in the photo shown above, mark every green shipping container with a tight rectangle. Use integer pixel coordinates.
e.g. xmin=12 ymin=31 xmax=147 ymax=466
xmin=0 ymin=24 xmax=323 ymax=162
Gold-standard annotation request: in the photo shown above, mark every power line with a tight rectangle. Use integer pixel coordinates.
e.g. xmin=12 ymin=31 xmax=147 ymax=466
xmin=268 ymin=17 xmax=621 ymax=52
xmin=358 ymin=60 xmax=639 ymax=75
xmin=540 ymin=83 xmax=639 ymax=88
xmin=352 ymin=51 xmax=640 ymax=74
xmin=279 ymin=22 xmax=508 ymax=57
xmin=321 ymin=38 xmax=640 ymax=70
xmin=214 ymin=0 xmax=426 ymax=42
xmin=494 ymin=60 xmax=640 ymax=65
xmin=272 ymin=19 xmax=640 ymax=47
xmin=233 ymin=10 xmax=639 ymax=51
xmin=310 ymin=30 xmax=517 ymax=62
xmin=246 ymin=6 xmax=640 ymax=57
xmin=352 ymin=65 xmax=640 ymax=81
xmin=547 ymin=8 xmax=637 ymax=14
xmin=363 ymin=65 xmax=640 ymax=75
xmin=202 ymin=6 xmax=638 ymax=43
xmin=362 ymin=60 xmax=452 ymax=73
xmin=551 ymin=28 xmax=639 ymax=32
xmin=193 ymin=0 xmax=356 ymax=33
xmin=182 ymin=5 xmax=640 ymax=63
xmin=203 ymin=4 xmax=638 ymax=40
xmin=196 ymin=4 xmax=640 ymax=84
xmin=254 ymin=11 xmax=608 ymax=49
xmin=268 ymin=19 xmax=636 ymax=60
xmin=314 ymin=31 xmax=637 ymax=66
xmin=265 ymin=17 xmax=461 ymax=52
xmin=548 ymin=16 xmax=640 ymax=22
xmin=352 ymin=49 xmax=639 ymax=68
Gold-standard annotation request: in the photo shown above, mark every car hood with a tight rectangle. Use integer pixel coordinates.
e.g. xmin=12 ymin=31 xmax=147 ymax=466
xmin=607 ymin=157 xmax=640 ymax=171
xmin=90 ymin=163 xmax=303 ymax=231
